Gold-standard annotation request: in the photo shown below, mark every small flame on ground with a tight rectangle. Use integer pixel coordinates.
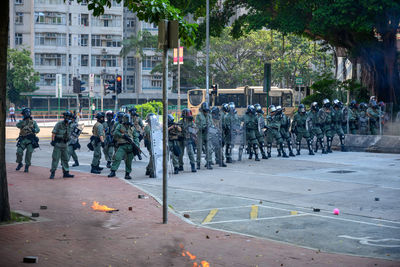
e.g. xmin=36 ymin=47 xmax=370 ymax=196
xmin=91 ymin=201 xmax=116 ymax=212
xmin=180 ymin=244 xmax=210 ymax=267
xmin=82 ymin=202 xmax=86 ymax=206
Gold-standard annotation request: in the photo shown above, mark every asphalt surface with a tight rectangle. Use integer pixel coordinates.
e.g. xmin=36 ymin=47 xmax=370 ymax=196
xmin=6 ymin=138 xmax=400 ymax=261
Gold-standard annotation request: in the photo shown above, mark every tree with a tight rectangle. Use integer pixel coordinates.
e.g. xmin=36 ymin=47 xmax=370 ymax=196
xmin=7 ymin=48 xmax=39 ymax=105
xmin=204 ymin=0 xmax=399 ymax=105
xmin=120 ymin=30 xmax=157 ymax=104
xmin=0 ymin=0 xmax=10 ymax=222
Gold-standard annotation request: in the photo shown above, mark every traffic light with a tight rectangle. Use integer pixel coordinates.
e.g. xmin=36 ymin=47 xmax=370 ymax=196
xmin=116 ymin=75 xmax=122 ymax=94
xmin=107 ymin=79 xmax=115 ymax=91
xmin=73 ymin=77 xmax=86 ymax=93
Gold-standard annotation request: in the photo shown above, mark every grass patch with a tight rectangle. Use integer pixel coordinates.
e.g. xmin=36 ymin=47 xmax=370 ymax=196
xmin=0 ymin=211 xmax=31 ymax=225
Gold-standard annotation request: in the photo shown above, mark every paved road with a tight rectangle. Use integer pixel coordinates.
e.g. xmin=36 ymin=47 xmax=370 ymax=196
xmin=6 ymin=139 xmax=400 ymax=260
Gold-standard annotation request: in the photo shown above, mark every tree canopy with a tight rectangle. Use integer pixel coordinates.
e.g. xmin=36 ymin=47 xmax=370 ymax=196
xmin=7 ymin=48 xmax=39 ymax=104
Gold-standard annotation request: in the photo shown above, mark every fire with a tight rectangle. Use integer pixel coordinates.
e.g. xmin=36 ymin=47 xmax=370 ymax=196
xmin=180 ymin=244 xmax=210 ymax=267
xmin=91 ymin=201 xmax=117 ymax=212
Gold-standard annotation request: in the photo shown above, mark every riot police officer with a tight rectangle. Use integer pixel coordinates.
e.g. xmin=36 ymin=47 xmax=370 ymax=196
xmin=224 ymin=102 xmax=242 ymax=162
xmin=144 ymin=113 xmax=156 ymax=177
xmin=90 ymin=112 xmax=106 ymax=174
xmin=348 ymin=100 xmax=359 ymax=134
xmin=195 ymin=102 xmax=213 ymax=169
xmin=16 ymin=108 xmax=40 ymax=172
xmin=67 ymin=114 xmax=80 ymax=167
xmin=276 ymin=105 xmax=295 ymax=157
xmin=308 ymin=102 xmax=327 ymax=154
xmin=291 ymin=104 xmax=314 ymax=155
xmin=244 ymin=105 xmax=260 ymax=161
xmin=321 ymin=99 xmax=333 ymax=153
xmin=168 ymin=114 xmax=182 ymax=174
xmin=254 ymin=104 xmax=268 ymax=159
xmin=108 ymin=114 xmax=138 ymax=179
xmin=178 ymin=109 xmax=198 ymax=172
xmin=210 ymin=106 xmax=226 ymax=167
xmin=358 ymin=103 xmax=369 ymax=135
xmin=50 ymin=112 xmax=74 ymax=179
xmin=332 ymin=99 xmax=346 ymax=151
xmin=103 ymin=110 xmax=115 ymax=168
xmin=266 ymin=105 xmax=288 ymax=158
xmin=367 ymin=101 xmax=381 ymax=135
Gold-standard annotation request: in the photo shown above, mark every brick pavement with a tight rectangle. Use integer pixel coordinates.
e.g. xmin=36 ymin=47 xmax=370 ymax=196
xmin=0 ymin=164 xmax=398 ymax=267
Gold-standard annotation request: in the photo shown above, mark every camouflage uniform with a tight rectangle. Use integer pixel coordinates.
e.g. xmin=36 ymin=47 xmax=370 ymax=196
xmin=224 ymin=110 xmax=242 ymax=162
xmin=278 ymin=111 xmax=295 ymax=157
xmin=103 ymin=118 xmax=115 ymax=168
xmin=291 ymin=108 xmax=314 ymax=155
xmin=16 ymin=117 xmax=40 ymax=172
xmin=320 ymin=107 xmax=333 ymax=153
xmin=266 ymin=106 xmax=288 ymax=158
xmin=243 ymin=107 xmax=260 ymax=161
xmin=178 ymin=116 xmax=198 ymax=172
xmin=348 ymin=107 xmax=359 ymax=134
xmin=332 ymin=100 xmax=346 ymax=151
xmin=195 ymin=105 xmax=213 ymax=169
xmin=169 ymin=120 xmax=182 ymax=174
xmin=367 ymin=106 xmax=380 ymax=135
xmin=67 ymin=120 xmax=80 ymax=166
xmin=91 ymin=120 xmax=105 ymax=172
xmin=308 ymin=103 xmax=327 ymax=154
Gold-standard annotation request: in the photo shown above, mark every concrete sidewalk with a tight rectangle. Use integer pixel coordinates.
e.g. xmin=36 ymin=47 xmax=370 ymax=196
xmin=0 ymin=164 xmax=397 ymax=267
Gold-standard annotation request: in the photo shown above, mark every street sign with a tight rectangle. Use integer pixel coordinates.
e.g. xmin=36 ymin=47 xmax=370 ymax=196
xmin=56 ymin=74 xmax=62 ymax=98
xmin=173 ymin=47 xmax=183 ymax=65
xmin=295 ymin=77 xmax=303 ymax=85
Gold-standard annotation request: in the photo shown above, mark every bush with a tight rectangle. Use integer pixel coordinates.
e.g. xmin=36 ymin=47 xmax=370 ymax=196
xmin=302 ymin=74 xmax=339 ymax=106
xmin=135 ymin=101 xmax=163 ymax=119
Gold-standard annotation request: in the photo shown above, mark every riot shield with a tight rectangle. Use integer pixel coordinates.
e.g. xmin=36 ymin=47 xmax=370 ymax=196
xmin=209 ymin=120 xmax=223 ymax=166
xmin=149 ymin=116 xmax=164 ymax=178
xmin=69 ymin=123 xmax=82 ymax=145
xmin=258 ymin=116 xmax=265 ymax=136
xmin=231 ymin=116 xmax=245 ymax=160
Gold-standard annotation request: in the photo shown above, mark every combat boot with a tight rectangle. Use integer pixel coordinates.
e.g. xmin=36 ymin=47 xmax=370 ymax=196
xmin=226 ymin=158 xmax=233 ymax=163
xmin=288 ymin=142 xmax=295 ymax=157
xmin=91 ymin=165 xmax=101 ymax=174
xmin=220 ymin=161 xmax=227 ymax=167
xmin=277 ymin=149 xmax=281 ymax=157
xmin=149 ymin=172 xmax=155 ymax=178
xmin=197 ymin=162 xmax=201 ymax=170
xmin=296 ymin=141 xmax=301 ymax=155
xmin=248 ymin=149 xmax=253 ymax=159
xmin=307 ymin=140 xmax=315 ymax=155
xmin=267 ymin=143 xmax=272 ymax=158
xmin=191 ymin=163 xmax=197 ymax=172
xmin=319 ymin=139 xmax=327 ymax=154
xmin=63 ymin=171 xmax=74 ymax=178
xmin=24 ymin=165 xmax=29 ymax=173
xmin=327 ymin=138 xmax=333 ymax=153
xmin=106 ymin=161 xmax=111 ymax=168
xmin=260 ymin=148 xmax=268 ymax=159
xmin=97 ymin=166 xmax=104 ymax=171
xmin=145 ymin=169 xmax=150 ymax=176
xmin=125 ymin=172 xmax=132 ymax=180
xmin=16 ymin=163 xmax=23 ymax=171
xmin=178 ymin=166 xmax=184 ymax=171
xmin=72 ymin=160 xmax=79 ymax=167
xmin=206 ymin=162 xmax=213 ymax=170
xmin=108 ymin=170 xmax=116 ymax=178
xmin=49 ymin=171 xmax=55 ymax=179
xmin=340 ymin=135 xmax=347 ymax=152
xmin=280 ymin=144 xmax=289 ymax=158
xmin=255 ymin=153 xmax=260 ymax=161
xmin=314 ymin=142 xmax=319 ymax=153
xmin=174 ymin=167 xmax=179 ymax=174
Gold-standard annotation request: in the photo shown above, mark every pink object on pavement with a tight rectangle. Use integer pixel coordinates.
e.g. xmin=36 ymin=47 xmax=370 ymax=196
xmin=333 ymin=208 xmax=340 ymax=215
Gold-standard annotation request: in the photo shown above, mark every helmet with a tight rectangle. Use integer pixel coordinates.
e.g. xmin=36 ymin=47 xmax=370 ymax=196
xmin=269 ymin=105 xmax=276 ymax=113
xmin=359 ymin=102 xmax=367 ymax=110
xmin=129 ymin=107 xmax=137 ymax=113
xmin=182 ymin=108 xmax=193 ymax=118
xmin=122 ymin=114 xmax=130 ymax=124
xmin=211 ymin=106 xmax=220 ymax=119
xmin=228 ymin=102 xmax=235 ymax=112
xmin=247 ymin=105 xmax=256 ymax=114
xmin=254 ymin=103 xmax=264 ymax=114
xmin=322 ymin=99 xmax=331 ymax=108
xmin=167 ymin=114 xmax=175 ymax=125
xmin=370 ymin=96 xmax=376 ymax=103
xmin=63 ymin=111 xmax=73 ymax=123
xmin=333 ymin=99 xmax=340 ymax=108
xmin=378 ymin=101 xmax=385 ymax=108
xmin=222 ymin=103 xmax=230 ymax=113
xmin=21 ymin=108 xmax=31 ymax=119
xmin=146 ymin=113 xmax=156 ymax=123
xmin=350 ymin=100 xmax=357 ymax=109
xmin=95 ymin=112 xmax=105 ymax=120
xmin=298 ymin=104 xmax=306 ymax=113
xmin=311 ymin=102 xmax=319 ymax=111
xmin=116 ymin=112 xmax=125 ymax=122
xmin=201 ymin=102 xmax=210 ymax=112
xmin=371 ymin=100 xmax=378 ymax=109
xmin=106 ymin=110 xmax=114 ymax=120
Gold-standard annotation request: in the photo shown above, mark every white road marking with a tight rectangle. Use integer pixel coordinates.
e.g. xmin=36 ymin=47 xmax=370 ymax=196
xmin=339 ymin=235 xmax=400 ymax=248
xmin=203 ymin=213 xmax=309 ymax=225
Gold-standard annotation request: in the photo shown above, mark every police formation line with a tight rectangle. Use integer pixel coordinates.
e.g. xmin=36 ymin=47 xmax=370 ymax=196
xmin=15 ymin=98 xmax=384 ymax=178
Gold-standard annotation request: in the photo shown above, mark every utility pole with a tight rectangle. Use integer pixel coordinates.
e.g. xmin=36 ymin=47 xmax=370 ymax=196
xmin=177 ymin=40 xmax=181 ymax=118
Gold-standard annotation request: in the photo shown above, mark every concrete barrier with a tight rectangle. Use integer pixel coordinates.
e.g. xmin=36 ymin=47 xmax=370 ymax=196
xmin=332 ymin=134 xmax=400 ymax=154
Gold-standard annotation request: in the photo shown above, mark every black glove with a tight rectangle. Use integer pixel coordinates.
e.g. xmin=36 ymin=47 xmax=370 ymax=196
xmin=123 ymin=134 xmax=130 ymax=140
xmin=51 ymin=140 xmax=56 ymax=146
xmin=101 ymin=142 xmax=105 ymax=148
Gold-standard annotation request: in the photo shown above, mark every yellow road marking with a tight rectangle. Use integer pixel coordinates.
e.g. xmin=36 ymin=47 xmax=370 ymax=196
xmin=250 ymin=205 xmax=258 ymax=220
xmin=202 ymin=209 xmax=218 ymax=224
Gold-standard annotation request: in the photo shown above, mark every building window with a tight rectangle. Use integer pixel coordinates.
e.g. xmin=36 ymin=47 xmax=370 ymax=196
xmin=15 ymin=0 xmax=23 ymax=5
xmin=126 ymin=75 xmax=135 ymax=86
xmin=94 ymin=75 xmax=101 ymax=86
xmin=127 ymin=57 xmax=135 ymax=69
xmin=80 ymin=54 xmax=89 ymax=67
xmin=37 ymin=73 xmax=66 ymax=86
xmin=35 ymin=33 xmax=66 ymax=46
xmin=91 ymin=34 xmax=121 ymax=47
xmin=35 ymin=53 xmax=66 ymax=66
xmin=142 ymin=22 xmax=157 ymax=31
xmin=142 ymin=55 xmax=160 ymax=70
xmin=35 ymin=0 xmax=63 ymax=4
xmin=78 ymin=34 xmax=88 ymax=46
xmin=151 ymin=75 xmax=162 ymax=87
xmin=91 ymin=55 xmax=118 ymax=67
xmin=68 ymin=54 xmax=71 ymax=66
xmin=15 ymin=12 xmax=23 ymax=24
xmin=79 ymin=14 xmax=89 ymax=26
xmin=92 ymin=14 xmax=121 ymax=27
xmin=68 ymin=34 xmax=71 ymax=46
xmin=80 ymin=0 xmax=87 ymax=5
xmin=126 ymin=18 xmax=135 ymax=29
xmin=68 ymin=13 xmax=71 ymax=25
xmin=81 ymin=74 xmax=89 ymax=87
xmin=15 ymin=33 xmax=23 ymax=45
xmin=35 ymin=12 xmax=66 ymax=25
xmin=111 ymin=0 xmax=121 ymax=7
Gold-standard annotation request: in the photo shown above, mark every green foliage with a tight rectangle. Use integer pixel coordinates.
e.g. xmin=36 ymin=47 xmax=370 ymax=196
xmin=0 ymin=211 xmax=31 ymax=225
xmin=340 ymin=80 xmax=370 ymax=103
xmin=302 ymin=74 xmax=339 ymax=106
xmin=70 ymin=0 xmax=198 ymax=47
xmin=7 ymin=48 xmax=39 ymax=104
xmin=135 ymin=101 xmax=163 ymax=119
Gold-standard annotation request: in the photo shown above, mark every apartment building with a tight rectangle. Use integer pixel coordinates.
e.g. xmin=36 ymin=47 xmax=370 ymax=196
xmin=9 ymin=0 xmax=179 ymax=110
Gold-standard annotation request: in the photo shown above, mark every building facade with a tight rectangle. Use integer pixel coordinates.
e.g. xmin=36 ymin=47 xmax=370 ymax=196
xmin=9 ymin=0 xmax=180 ymax=111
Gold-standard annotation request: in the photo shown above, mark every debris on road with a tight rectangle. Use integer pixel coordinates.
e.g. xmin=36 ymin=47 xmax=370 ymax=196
xmin=333 ymin=208 xmax=340 ymax=215
xmin=40 ymin=206 xmax=47 ymax=210
xmin=183 ymin=214 xmax=190 ymax=218
xmin=375 ymin=197 xmax=380 ymax=201
xmin=313 ymin=208 xmax=320 ymax=212
xmin=23 ymin=256 xmax=38 ymax=263
xmin=138 ymin=195 xmax=148 ymax=199
xmin=31 ymin=213 xmax=39 ymax=217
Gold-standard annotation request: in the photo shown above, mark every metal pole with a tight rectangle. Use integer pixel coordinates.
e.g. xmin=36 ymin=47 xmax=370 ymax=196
xmin=101 ymin=78 xmax=104 ymax=112
xmin=177 ymin=40 xmax=181 ymax=119
xmin=206 ymin=0 xmax=210 ymax=103
xmin=114 ymin=92 xmax=118 ymax=113
xmin=379 ymin=105 xmax=382 ymax=135
xmin=57 ymin=95 xmax=60 ymax=120
xmin=162 ymin=21 xmax=169 ymax=224
xmin=298 ymin=86 xmax=301 ymax=105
